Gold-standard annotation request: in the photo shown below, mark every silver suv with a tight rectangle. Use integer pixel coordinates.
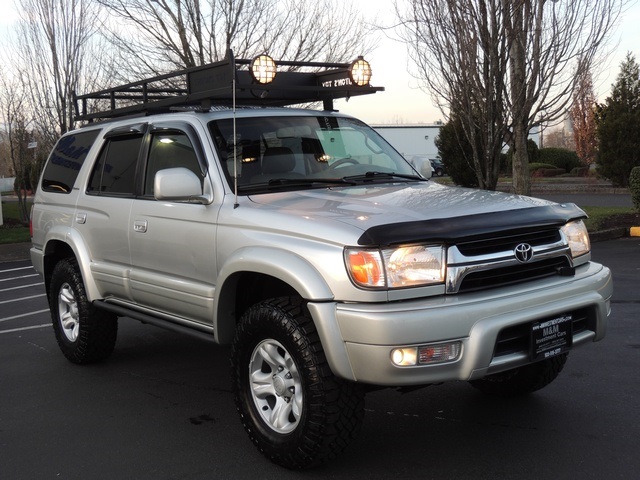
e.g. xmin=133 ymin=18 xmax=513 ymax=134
xmin=30 ymin=53 xmax=612 ymax=469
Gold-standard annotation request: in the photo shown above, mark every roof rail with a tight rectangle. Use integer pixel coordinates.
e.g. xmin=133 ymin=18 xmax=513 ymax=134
xmin=73 ymin=50 xmax=384 ymax=122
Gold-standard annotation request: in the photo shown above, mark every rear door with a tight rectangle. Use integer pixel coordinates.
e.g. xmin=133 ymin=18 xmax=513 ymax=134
xmin=79 ymin=125 xmax=145 ymax=300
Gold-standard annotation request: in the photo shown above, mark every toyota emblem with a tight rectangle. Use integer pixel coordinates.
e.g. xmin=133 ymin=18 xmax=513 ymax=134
xmin=514 ymin=243 xmax=534 ymax=263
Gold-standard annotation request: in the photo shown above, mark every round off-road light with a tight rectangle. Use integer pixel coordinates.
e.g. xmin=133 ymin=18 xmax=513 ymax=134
xmin=250 ymin=54 xmax=277 ymax=84
xmin=349 ymin=58 xmax=372 ymax=86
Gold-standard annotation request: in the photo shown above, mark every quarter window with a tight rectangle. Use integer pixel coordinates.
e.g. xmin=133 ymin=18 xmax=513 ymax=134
xmin=41 ymin=129 xmax=100 ymax=193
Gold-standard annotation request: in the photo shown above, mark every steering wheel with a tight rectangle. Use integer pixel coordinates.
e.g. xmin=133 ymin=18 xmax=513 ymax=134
xmin=328 ymin=158 xmax=359 ymax=169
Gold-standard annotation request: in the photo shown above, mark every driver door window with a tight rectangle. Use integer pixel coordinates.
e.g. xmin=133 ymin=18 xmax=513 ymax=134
xmin=144 ymin=130 xmax=202 ymax=196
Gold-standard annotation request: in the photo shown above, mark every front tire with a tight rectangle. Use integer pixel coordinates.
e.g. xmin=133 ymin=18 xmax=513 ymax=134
xmin=469 ymin=354 xmax=568 ymax=397
xmin=49 ymin=258 xmax=118 ymax=364
xmin=231 ymin=297 xmax=364 ymax=469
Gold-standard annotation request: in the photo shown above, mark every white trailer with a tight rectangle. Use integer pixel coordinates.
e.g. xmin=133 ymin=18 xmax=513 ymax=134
xmin=372 ymin=124 xmax=443 ymax=177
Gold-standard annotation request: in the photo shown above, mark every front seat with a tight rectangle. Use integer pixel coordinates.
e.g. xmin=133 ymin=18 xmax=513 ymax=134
xmin=251 ymin=147 xmax=303 ymax=182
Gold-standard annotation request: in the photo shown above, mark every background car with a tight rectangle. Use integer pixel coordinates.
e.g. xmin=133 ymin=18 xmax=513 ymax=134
xmin=430 ymin=158 xmax=446 ymax=176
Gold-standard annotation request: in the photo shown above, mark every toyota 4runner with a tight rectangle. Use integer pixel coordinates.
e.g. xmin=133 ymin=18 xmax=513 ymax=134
xmin=30 ymin=52 xmax=613 ymax=469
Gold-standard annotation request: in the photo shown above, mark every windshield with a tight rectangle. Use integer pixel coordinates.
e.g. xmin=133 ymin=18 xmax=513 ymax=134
xmin=208 ymin=115 xmax=422 ymax=193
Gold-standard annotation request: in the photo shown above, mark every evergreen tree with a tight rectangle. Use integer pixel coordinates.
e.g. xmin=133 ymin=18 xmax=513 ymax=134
xmin=595 ymin=53 xmax=640 ymax=187
xmin=435 ymin=116 xmax=481 ymax=188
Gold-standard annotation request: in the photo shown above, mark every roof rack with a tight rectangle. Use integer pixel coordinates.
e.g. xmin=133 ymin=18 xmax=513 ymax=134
xmin=73 ymin=50 xmax=384 ymax=122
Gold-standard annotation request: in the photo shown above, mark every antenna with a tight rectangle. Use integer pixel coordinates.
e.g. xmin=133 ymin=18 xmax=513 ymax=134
xmin=233 ymin=76 xmax=239 ymax=209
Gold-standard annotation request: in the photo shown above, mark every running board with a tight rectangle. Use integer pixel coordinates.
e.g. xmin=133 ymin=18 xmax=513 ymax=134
xmin=94 ymin=300 xmax=215 ymax=343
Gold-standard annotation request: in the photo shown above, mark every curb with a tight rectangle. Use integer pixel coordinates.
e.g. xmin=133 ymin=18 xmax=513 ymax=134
xmin=589 ymin=227 xmax=629 ymax=243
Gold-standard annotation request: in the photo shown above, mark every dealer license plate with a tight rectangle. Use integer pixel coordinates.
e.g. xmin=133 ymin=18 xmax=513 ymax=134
xmin=530 ymin=314 xmax=573 ymax=361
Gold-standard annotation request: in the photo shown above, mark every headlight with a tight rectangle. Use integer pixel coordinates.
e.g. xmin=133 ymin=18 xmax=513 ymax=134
xmin=561 ymin=220 xmax=590 ymax=258
xmin=346 ymin=245 xmax=445 ymax=289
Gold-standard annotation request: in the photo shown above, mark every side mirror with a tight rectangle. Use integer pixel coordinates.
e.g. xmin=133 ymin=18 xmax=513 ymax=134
xmin=154 ymin=167 xmax=210 ymax=204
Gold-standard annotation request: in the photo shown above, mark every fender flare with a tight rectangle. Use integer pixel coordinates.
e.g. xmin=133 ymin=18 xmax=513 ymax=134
xmin=43 ymin=226 xmax=102 ymax=302
xmin=213 ymin=246 xmax=334 ymax=344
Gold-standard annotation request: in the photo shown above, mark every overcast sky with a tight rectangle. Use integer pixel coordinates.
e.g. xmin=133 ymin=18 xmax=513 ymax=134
xmin=2 ymin=0 xmax=639 ymax=126
xmin=340 ymin=0 xmax=640 ymax=125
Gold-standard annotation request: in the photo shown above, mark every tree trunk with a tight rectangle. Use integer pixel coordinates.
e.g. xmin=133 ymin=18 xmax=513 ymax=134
xmin=508 ymin=1 xmax=530 ymax=196
xmin=512 ymin=122 xmax=530 ymax=195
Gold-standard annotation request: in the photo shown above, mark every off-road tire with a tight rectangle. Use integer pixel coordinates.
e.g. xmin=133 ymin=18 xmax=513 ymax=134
xmin=49 ymin=258 xmax=118 ymax=364
xmin=231 ymin=296 xmax=364 ymax=469
xmin=469 ymin=354 xmax=568 ymax=397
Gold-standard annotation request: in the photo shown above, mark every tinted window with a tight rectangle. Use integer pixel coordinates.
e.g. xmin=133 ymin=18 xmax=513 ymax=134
xmin=87 ymin=136 xmax=142 ymax=195
xmin=41 ymin=129 xmax=100 ymax=193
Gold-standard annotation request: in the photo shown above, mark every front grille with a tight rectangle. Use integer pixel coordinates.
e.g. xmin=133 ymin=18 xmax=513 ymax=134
xmin=458 ymin=256 xmax=570 ymax=292
xmin=493 ymin=308 xmax=590 ymax=358
xmin=457 ymin=228 xmax=561 ymax=257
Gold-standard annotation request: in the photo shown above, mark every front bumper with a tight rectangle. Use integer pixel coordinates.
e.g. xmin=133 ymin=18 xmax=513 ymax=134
xmin=309 ymin=261 xmax=612 ymax=386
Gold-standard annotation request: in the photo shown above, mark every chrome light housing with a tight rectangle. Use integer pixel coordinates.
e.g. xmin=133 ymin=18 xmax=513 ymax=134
xmin=346 ymin=245 xmax=445 ymax=289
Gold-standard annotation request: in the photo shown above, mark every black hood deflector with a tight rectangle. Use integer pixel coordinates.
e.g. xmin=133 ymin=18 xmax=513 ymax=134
xmin=357 ymin=203 xmax=586 ymax=246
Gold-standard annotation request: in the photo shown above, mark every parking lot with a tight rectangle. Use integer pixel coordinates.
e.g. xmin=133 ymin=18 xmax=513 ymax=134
xmin=1 ymin=238 xmax=639 ymax=479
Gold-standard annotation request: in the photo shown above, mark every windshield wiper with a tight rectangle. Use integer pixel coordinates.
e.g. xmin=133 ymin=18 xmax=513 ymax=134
xmin=238 ymin=177 xmax=357 ymax=193
xmin=343 ymin=171 xmax=425 ymax=183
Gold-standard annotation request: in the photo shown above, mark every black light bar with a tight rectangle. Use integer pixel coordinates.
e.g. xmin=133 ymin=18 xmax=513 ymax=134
xmin=73 ymin=50 xmax=383 ymax=122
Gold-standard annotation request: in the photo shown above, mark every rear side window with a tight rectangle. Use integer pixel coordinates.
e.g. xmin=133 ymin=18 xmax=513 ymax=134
xmin=87 ymin=136 xmax=143 ymax=196
xmin=41 ymin=129 xmax=100 ymax=193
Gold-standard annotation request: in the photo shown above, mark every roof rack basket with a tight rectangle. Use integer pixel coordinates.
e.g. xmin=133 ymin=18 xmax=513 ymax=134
xmin=73 ymin=50 xmax=383 ymax=122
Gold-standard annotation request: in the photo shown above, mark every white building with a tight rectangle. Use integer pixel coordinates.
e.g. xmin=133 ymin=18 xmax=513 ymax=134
xmin=372 ymin=124 xmax=443 ymax=159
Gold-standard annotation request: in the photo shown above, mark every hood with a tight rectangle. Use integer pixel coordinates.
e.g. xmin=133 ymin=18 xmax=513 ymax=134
xmin=247 ymin=182 xmax=585 ymax=246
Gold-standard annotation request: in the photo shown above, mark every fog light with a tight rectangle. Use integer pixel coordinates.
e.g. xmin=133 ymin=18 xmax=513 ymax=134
xmin=391 ymin=342 xmax=461 ymax=367
xmin=391 ymin=347 xmax=418 ymax=366
xmin=418 ymin=342 xmax=461 ymax=365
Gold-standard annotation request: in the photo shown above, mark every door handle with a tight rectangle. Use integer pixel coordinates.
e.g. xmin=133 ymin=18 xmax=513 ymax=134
xmin=133 ymin=220 xmax=148 ymax=233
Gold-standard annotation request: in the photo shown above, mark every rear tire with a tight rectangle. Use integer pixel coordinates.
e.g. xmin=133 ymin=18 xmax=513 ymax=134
xmin=469 ymin=354 xmax=568 ymax=397
xmin=49 ymin=258 xmax=118 ymax=364
xmin=231 ymin=297 xmax=364 ymax=469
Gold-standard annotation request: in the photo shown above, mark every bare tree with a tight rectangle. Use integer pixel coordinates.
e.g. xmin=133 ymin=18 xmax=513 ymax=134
xmin=97 ymin=0 xmax=376 ymax=82
xmin=396 ymin=0 xmax=625 ymax=194
xmin=570 ymin=68 xmax=597 ymax=166
xmin=395 ymin=0 xmax=508 ymax=190
xmin=13 ymin=0 xmax=110 ymax=140
xmin=0 ymin=74 xmax=33 ymax=223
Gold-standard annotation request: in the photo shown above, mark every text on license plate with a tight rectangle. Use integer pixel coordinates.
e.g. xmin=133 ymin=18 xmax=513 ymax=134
xmin=530 ymin=314 xmax=573 ymax=361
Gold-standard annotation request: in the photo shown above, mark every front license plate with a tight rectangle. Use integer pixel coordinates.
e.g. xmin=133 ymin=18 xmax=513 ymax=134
xmin=531 ymin=314 xmax=573 ymax=361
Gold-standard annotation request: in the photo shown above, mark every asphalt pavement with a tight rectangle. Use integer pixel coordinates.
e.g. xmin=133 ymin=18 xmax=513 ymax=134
xmin=0 ymin=238 xmax=638 ymax=479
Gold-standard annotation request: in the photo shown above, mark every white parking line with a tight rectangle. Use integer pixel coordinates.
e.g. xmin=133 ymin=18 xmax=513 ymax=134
xmin=0 ymin=273 xmax=40 ymax=282
xmin=0 ymin=309 xmax=50 ymax=323
xmin=0 ymin=324 xmax=51 ymax=334
xmin=0 ymin=293 xmax=47 ymax=305
xmin=0 ymin=282 xmax=44 ymax=293
xmin=0 ymin=266 xmax=33 ymax=274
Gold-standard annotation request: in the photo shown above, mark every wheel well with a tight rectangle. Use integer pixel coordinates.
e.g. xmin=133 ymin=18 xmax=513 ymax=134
xmin=235 ymin=272 xmax=298 ymax=319
xmin=43 ymin=241 xmax=76 ymax=294
xmin=216 ymin=271 xmax=299 ymax=344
